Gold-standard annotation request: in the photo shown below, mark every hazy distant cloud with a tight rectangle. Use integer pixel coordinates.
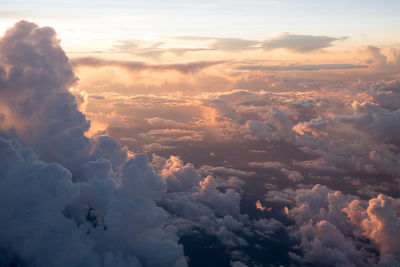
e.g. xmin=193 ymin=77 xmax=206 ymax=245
xmin=72 ymin=57 xmax=224 ymax=73
xmin=175 ymin=36 xmax=259 ymax=51
xmin=111 ymin=33 xmax=346 ymax=57
xmin=210 ymin=38 xmax=259 ymax=50
xmin=111 ymin=39 xmax=210 ymax=58
xmin=261 ymin=33 xmax=347 ymax=52
xmin=238 ymin=63 xmax=367 ymax=71
xmin=365 ymin=45 xmax=400 ymax=72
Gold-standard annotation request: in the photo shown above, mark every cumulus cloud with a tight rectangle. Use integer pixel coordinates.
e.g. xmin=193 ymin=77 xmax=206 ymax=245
xmin=0 ymin=21 xmax=187 ymax=267
xmin=0 ymin=22 xmax=287 ymax=266
xmin=5 ymin=19 xmax=400 ymax=267
xmin=241 ymin=107 xmax=294 ymax=142
xmin=344 ymin=195 xmax=400 ymax=265
xmin=0 ymin=20 xmax=91 ymax=172
xmin=261 ymin=33 xmax=347 ymax=52
xmin=267 ymin=184 xmax=400 ymax=266
xmin=365 ymin=45 xmax=400 ymax=72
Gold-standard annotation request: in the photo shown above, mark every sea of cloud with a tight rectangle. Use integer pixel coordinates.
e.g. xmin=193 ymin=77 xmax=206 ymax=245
xmin=1 ymin=21 xmax=400 ymax=267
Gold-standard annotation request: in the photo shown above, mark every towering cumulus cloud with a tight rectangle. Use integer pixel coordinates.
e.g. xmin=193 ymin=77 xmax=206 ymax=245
xmin=0 ymin=21 xmax=276 ymax=267
xmin=0 ymin=20 xmax=91 ymax=173
xmin=0 ymin=21 xmax=186 ymax=267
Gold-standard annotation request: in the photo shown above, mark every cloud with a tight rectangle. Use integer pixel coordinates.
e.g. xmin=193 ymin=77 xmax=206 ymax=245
xmin=248 ymin=161 xmax=285 ymax=169
xmin=0 ymin=21 xmax=290 ymax=267
xmin=266 ymin=185 xmax=375 ymax=265
xmin=240 ymin=107 xmax=294 ymax=142
xmin=113 ymin=34 xmax=347 ymax=57
xmin=111 ymin=39 xmax=211 ymax=58
xmin=173 ymin=36 xmax=260 ymax=51
xmin=344 ymin=195 xmax=400 ymax=265
xmin=261 ymin=33 xmax=347 ymax=52
xmin=365 ymin=45 xmax=400 ymax=72
xmin=208 ymin=37 xmax=259 ymax=51
xmin=71 ymin=57 xmax=225 ymax=73
xmin=238 ymin=64 xmax=368 ymax=71
xmin=5 ymin=19 xmax=400 ymax=267
xmin=280 ymin=168 xmax=304 ymax=182
xmin=0 ymin=21 xmax=187 ymax=267
xmin=0 ymin=20 xmax=91 ymax=172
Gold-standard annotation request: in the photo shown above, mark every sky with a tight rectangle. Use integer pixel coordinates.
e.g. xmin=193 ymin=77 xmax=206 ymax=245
xmin=1 ymin=1 xmax=400 ymax=267
xmin=1 ymin=0 xmax=400 ymax=52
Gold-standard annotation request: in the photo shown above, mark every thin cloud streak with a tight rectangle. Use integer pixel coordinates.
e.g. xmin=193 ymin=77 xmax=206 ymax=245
xmin=109 ymin=33 xmax=348 ymax=58
xmin=71 ymin=57 xmax=226 ymax=73
xmin=238 ymin=64 xmax=368 ymax=71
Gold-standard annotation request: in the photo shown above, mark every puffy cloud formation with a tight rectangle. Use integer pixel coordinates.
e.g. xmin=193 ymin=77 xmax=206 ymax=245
xmin=366 ymin=46 xmax=400 ymax=72
xmin=0 ymin=21 xmax=187 ymax=267
xmin=267 ymin=185 xmax=400 ymax=266
xmin=3 ymin=20 xmax=400 ymax=266
xmin=83 ymin=65 xmax=400 ymax=265
xmin=0 ymin=20 xmax=91 ymax=172
xmin=0 ymin=21 xmax=287 ymax=267
xmin=344 ymin=195 xmax=400 ymax=265
xmin=152 ymin=155 xmax=283 ymax=263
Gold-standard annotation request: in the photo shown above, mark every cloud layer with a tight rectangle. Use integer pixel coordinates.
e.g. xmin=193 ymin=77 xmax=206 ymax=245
xmin=0 ymin=21 xmax=285 ymax=267
xmin=72 ymin=57 xmax=225 ymax=73
xmin=2 ymin=20 xmax=400 ymax=267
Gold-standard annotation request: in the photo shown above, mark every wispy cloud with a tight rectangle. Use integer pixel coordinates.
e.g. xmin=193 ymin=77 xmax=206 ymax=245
xmin=71 ymin=57 xmax=225 ymax=73
xmin=109 ymin=33 xmax=347 ymax=58
xmin=238 ymin=63 xmax=368 ymax=71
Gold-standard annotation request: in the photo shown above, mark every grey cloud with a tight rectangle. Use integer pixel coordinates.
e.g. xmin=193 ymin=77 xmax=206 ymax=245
xmin=267 ymin=184 xmax=400 ymax=266
xmin=72 ymin=57 xmax=225 ymax=73
xmin=261 ymin=33 xmax=347 ymax=52
xmin=177 ymin=34 xmax=346 ymax=53
xmin=241 ymin=107 xmax=294 ymax=142
xmin=248 ymin=161 xmax=285 ymax=169
xmin=6 ymin=19 xmax=400 ymax=267
xmin=238 ymin=64 xmax=368 ymax=71
xmin=0 ymin=21 xmax=187 ymax=267
xmin=209 ymin=38 xmax=259 ymax=51
xmin=0 ymin=21 xmax=288 ymax=267
xmin=344 ymin=195 xmax=400 ymax=265
xmin=112 ymin=33 xmax=345 ymax=57
xmin=0 ymin=20 xmax=91 ymax=172
xmin=267 ymin=185 xmax=367 ymax=265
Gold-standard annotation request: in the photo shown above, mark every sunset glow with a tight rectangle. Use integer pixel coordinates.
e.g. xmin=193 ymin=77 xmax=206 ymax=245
xmin=1 ymin=1 xmax=400 ymax=266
